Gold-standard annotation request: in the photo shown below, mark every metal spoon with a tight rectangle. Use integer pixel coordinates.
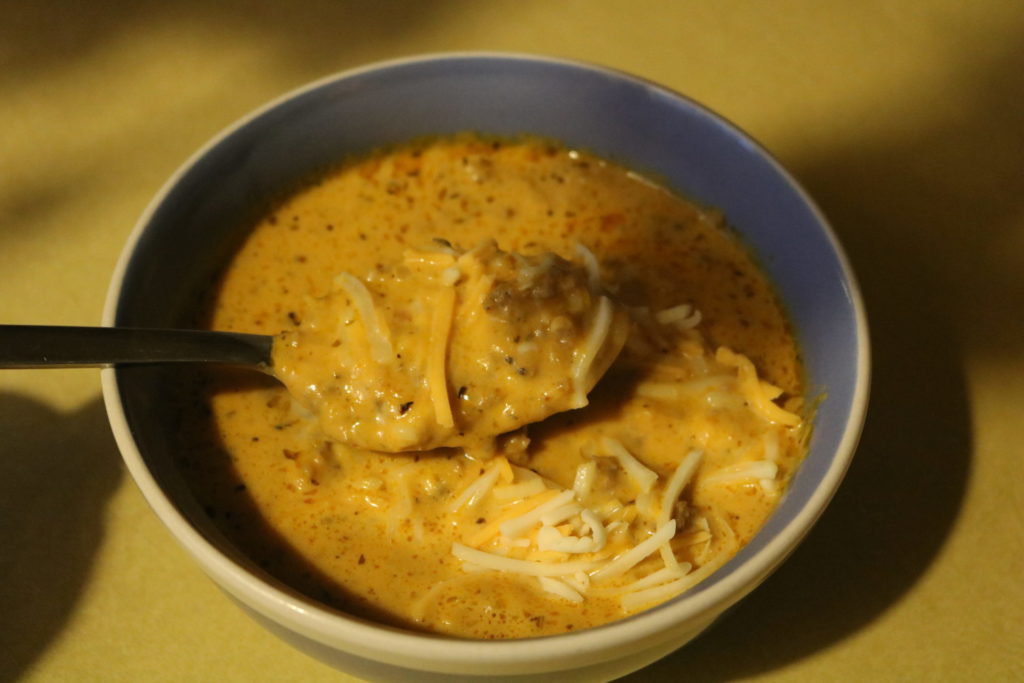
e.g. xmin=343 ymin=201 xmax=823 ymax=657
xmin=0 ymin=325 xmax=273 ymax=370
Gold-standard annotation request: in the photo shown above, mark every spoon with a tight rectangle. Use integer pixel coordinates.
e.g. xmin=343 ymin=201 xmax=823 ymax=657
xmin=0 ymin=245 xmax=627 ymax=454
xmin=0 ymin=325 xmax=273 ymax=370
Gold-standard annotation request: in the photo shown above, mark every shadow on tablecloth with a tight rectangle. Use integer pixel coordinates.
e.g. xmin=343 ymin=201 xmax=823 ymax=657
xmin=0 ymin=394 xmax=122 ymax=682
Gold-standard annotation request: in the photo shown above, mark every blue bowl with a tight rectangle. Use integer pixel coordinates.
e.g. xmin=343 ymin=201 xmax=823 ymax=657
xmin=103 ymin=54 xmax=869 ymax=682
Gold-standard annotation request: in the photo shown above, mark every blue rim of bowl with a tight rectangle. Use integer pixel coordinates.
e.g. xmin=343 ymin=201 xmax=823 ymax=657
xmin=101 ymin=52 xmax=869 ymax=674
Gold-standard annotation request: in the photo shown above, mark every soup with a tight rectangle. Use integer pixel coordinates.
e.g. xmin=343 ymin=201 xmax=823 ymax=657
xmin=173 ymin=134 xmax=806 ymax=639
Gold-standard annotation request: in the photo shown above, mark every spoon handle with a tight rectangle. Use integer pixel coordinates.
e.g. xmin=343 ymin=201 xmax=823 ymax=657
xmin=0 ymin=325 xmax=274 ymax=369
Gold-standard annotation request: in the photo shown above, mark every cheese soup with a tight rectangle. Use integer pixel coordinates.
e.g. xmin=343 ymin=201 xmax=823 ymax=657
xmin=173 ymin=135 xmax=806 ymax=639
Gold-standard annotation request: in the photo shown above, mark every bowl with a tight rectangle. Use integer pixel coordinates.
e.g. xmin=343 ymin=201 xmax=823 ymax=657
xmin=101 ymin=53 xmax=869 ymax=682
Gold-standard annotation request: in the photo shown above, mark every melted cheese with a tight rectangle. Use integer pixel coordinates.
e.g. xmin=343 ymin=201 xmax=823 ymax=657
xmin=273 ymin=240 xmax=629 ymax=452
xmin=173 ymin=134 xmax=808 ymax=640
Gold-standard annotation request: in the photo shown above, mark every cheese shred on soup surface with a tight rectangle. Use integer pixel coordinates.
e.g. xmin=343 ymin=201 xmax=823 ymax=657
xmin=173 ymin=134 xmax=808 ymax=639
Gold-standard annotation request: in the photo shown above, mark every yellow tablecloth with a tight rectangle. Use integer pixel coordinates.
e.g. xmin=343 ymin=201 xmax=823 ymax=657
xmin=2 ymin=2 xmax=1022 ymax=680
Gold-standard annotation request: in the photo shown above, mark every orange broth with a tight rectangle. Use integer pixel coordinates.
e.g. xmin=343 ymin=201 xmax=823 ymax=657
xmin=172 ymin=135 xmax=806 ymax=638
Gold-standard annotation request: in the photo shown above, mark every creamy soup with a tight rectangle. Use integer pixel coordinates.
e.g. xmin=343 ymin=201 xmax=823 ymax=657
xmin=173 ymin=135 xmax=806 ymax=639
xmin=273 ymin=239 xmax=629 ymax=453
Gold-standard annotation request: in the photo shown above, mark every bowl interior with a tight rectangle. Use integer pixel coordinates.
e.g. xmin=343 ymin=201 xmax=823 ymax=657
xmin=105 ymin=54 xmax=866 ymax=668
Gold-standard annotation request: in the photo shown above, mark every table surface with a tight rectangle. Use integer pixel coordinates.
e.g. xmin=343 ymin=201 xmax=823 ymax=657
xmin=2 ymin=1 xmax=1022 ymax=681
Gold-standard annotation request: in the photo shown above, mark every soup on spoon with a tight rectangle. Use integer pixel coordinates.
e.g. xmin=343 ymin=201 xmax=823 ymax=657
xmin=273 ymin=239 xmax=629 ymax=453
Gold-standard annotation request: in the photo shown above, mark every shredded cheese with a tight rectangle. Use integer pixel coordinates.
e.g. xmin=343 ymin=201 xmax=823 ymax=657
xmin=466 ymin=489 xmax=561 ymax=548
xmin=659 ymin=543 xmax=681 ymax=572
xmin=701 ymin=460 xmax=778 ymax=486
xmin=635 ymin=376 xmax=731 ymax=401
xmin=654 ymin=304 xmax=702 ymax=329
xmin=439 ymin=299 xmax=795 ymax=615
xmin=491 ymin=479 xmax=547 ymax=503
xmin=657 ymin=449 xmax=703 ymax=526
xmin=535 ymin=509 xmax=607 ymax=554
xmin=564 ymin=571 xmax=591 ymax=593
xmin=600 ymin=437 xmax=658 ymax=493
xmin=538 ymin=577 xmax=585 ymax=603
xmin=333 ymin=272 xmax=393 ymax=364
xmin=538 ymin=502 xmax=583 ymax=526
xmin=500 ymin=489 xmax=576 ymax=539
xmin=572 ymin=460 xmax=596 ymax=501
xmin=634 ymin=383 xmax=681 ymax=400
xmin=590 ymin=520 xmax=676 ymax=582
xmin=427 ymin=285 xmax=457 ymax=428
xmin=466 ymin=489 xmax=560 ymax=546
xmin=620 ymin=565 xmax=688 ymax=594
xmin=716 ymin=347 xmax=801 ymax=426
xmin=569 ymin=296 xmax=613 ymax=408
xmin=763 ymin=430 xmax=780 ymax=462
xmin=452 ymin=543 xmax=598 ymax=577
xmin=620 ymin=577 xmax=690 ymax=611
xmin=580 ymin=509 xmax=608 ymax=551
xmin=575 ymin=243 xmax=602 ymax=292
xmin=448 ymin=459 xmax=506 ymax=512
xmin=440 ymin=265 xmax=462 ymax=286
